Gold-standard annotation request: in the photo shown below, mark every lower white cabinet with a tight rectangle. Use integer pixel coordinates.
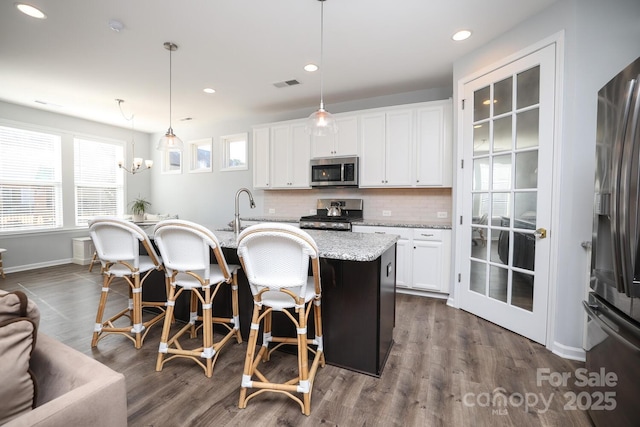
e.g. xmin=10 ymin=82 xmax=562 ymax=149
xmin=352 ymin=225 xmax=451 ymax=294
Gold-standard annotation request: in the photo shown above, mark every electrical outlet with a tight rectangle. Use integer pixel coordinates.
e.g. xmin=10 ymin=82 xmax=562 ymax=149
xmin=437 ymin=211 xmax=448 ymax=219
xmin=310 ymin=209 xmax=316 ymax=214
xmin=268 ymin=208 xmax=276 ymax=214
xmin=382 ymin=210 xmax=392 ymax=217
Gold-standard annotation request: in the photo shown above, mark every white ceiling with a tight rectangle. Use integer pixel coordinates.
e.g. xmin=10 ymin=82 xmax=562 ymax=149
xmin=0 ymin=0 xmax=557 ymax=133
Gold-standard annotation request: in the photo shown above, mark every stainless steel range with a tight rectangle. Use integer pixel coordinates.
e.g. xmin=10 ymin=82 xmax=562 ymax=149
xmin=299 ymin=199 xmax=363 ymax=231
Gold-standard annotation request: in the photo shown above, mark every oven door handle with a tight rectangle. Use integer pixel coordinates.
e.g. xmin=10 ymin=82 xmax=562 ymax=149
xmin=582 ymin=301 xmax=640 ymax=353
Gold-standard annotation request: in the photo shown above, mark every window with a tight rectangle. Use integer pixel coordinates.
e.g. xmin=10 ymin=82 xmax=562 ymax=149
xmin=0 ymin=125 xmax=63 ymax=232
xmin=162 ymin=149 xmax=182 ymax=174
xmin=188 ymin=138 xmax=212 ymax=173
xmin=74 ymin=138 xmax=124 ymax=226
xmin=221 ymin=133 xmax=248 ymax=171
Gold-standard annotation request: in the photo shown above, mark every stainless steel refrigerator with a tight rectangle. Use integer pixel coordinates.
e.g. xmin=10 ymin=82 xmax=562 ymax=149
xmin=585 ymin=56 xmax=640 ymax=427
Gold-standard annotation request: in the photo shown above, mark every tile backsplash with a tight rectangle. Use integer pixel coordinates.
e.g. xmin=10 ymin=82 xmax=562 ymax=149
xmin=261 ymin=188 xmax=452 ymax=224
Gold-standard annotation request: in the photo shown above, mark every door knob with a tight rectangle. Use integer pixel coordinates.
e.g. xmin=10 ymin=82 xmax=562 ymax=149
xmin=534 ymin=228 xmax=547 ymax=239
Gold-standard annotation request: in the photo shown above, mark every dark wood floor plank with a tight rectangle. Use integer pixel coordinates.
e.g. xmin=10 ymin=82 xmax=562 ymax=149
xmin=0 ymin=264 xmax=593 ymax=426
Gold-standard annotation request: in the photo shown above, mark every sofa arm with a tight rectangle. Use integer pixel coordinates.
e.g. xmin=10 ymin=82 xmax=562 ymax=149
xmin=4 ymin=333 xmax=127 ymax=427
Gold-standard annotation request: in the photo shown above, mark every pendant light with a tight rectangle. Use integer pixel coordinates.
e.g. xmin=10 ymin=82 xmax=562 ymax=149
xmin=305 ymin=0 xmax=338 ymax=136
xmin=157 ymin=42 xmax=184 ymax=151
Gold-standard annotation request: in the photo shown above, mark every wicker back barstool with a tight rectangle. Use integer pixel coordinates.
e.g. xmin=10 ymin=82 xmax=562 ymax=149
xmin=88 ymin=217 xmax=166 ymax=349
xmin=236 ymin=223 xmax=325 ymax=415
xmin=153 ymin=219 xmax=242 ymax=377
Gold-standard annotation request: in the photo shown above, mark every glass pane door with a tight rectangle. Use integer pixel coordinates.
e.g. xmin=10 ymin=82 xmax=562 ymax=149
xmin=470 ymin=66 xmax=541 ymax=312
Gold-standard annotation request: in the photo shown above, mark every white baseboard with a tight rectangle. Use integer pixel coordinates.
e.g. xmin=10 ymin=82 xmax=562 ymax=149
xmin=5 ymin=259 xmax=72 ymax=274
xmin=396 ymin=288 xmax=449 ymax=300
xmin=551 ymin=341 xmax=586 ymax=362
xmin=446 ymin=295 xmax=457 ymax=308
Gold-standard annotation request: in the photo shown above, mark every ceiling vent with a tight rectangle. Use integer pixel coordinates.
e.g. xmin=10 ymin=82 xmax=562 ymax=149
xmin=273 ymin=79 xmax=301 ymax=88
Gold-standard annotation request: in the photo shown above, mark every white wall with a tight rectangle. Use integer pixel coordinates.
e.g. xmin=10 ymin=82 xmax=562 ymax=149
xmin=452 ymin=0 xmax=640 ymax=355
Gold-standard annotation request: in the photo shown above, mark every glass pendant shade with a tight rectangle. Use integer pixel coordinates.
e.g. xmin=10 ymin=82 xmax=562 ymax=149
xmin=157 ymin=127 xmax=184 ymax=150
xmin=306 ymin=107 xmax=338 ymax=136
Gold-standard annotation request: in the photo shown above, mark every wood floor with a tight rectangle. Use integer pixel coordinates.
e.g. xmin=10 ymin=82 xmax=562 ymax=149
xmin=1 ymin=264 xmax=593 ymax=426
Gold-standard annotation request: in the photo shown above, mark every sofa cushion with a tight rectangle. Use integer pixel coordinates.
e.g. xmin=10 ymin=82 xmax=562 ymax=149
xmin=0 ymin=291 xmax=40 ymax=425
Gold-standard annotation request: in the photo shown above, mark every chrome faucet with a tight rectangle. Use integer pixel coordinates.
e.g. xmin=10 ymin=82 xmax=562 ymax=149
xmin=234 ymin=188 xmax=256 ymax=235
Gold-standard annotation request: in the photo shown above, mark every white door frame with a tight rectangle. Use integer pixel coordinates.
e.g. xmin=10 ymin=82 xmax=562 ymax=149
xmin=450 ymin=31 xmax=565 ymax=351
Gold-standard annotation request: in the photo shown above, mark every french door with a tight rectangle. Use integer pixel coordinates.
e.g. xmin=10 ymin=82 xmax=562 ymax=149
xmin=458 ymin=44 xmax=556 ymax=344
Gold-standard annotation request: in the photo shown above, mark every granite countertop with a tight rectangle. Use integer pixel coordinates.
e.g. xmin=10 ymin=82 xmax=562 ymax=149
xmin=241 ymin=216 xmax=452 ymax=230
xmin=212 ymin=229 xmax=398 ymax=262
xmin=356 ymin=219 xmax=452 ymax=229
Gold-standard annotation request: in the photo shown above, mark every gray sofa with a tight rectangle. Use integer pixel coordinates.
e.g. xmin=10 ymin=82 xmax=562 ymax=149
xmin=4 ymin=332 xmax=127 ymax=427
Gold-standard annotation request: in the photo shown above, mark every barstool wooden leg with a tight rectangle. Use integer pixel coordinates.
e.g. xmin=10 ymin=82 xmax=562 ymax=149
xmin=202 ymin=284 xmax=214 ymax=378
xmin=92 ymin=274 xmax=112 ymax=347
xmin=314 ymin=299 xmax=325 ymax=366
xmin=189 ymin=289 xmax=198 ymax=338
xmin=88 ymin=251 xmax=98 ymax=273
xmin=298 ymin=306 xmax=311 ymax=416
xmin=239 ymin=303 xmax=262 ymax=409
xmin=131 ymin=272 xmax=144 ymax=349
xmin=231 ymin=273 xmax=242 ymax=343
xmin=156 ymin=282 xmax=177 ymax=372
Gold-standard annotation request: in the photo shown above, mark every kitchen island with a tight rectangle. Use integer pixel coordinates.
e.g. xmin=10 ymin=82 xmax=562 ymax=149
xmin=143 ymin=228 xmax=398 ymax=377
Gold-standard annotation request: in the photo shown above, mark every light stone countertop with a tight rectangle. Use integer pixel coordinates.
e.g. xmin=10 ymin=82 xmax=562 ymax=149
xmin=212 ymin=229 xmax=399 ymax=262
xmin=241 ymin=216 xmax=452 ymax=230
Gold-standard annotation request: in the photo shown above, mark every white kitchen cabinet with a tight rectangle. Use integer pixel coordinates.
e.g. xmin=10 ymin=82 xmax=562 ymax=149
xmin=271 ymin=123 xmax=310 ymax=189
xmin=252 ymin=126 xmax=271 ymax=189
xmin=411 ymin=229 xmax=451 ymax=293
xmin=359 ymin=110 xmax=413 ymax=187
xmin=252 ymin=121 xmax=310 ymax=190
xmin=352 ymin=225 xmax=451 ymax=294
xmin=352 ymin=225 xmax=411 ymax=288
xmin=414 ymin=99 xmax=452 ymax=187
xmin=311 ymin=115 xmax=359 ymax=158
xmin=358 ymin=100 xmax=452 ymax=188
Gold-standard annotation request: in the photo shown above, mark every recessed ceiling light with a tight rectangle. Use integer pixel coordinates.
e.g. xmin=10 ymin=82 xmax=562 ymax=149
xmin=15 ymin=3 xmax=46 ymax=19
xmin=203 ymin=88 xmax=216 ymax=94
xmin=304 ymin=63 xmax=319 ymax=72
xmin=452 ymin=30 xmax=472 ymax=41
xmin=108 ymin=19 xmax=124 ymax=32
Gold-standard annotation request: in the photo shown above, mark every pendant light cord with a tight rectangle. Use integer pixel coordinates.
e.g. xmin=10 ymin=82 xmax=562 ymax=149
xmin=116 ymin=99 xmax=136 ymax=155
xmin=169 ymin=46 xmax=173 ymax=130
xmin=319 ymin=0 xmax=325 ymax=110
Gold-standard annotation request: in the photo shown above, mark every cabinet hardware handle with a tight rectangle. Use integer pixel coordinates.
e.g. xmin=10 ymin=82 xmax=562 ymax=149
xmin=375 ymin=231 xmax=385 ymax=234
xmin=421 ymin=233 xmax=434 ymax=237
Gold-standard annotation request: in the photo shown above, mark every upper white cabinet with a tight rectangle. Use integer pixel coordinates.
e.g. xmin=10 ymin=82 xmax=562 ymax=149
xmin=359 ymin=100 xmax=452 ymax=188
xmin=252 ymin=98 xmax=452 ymax=190
xmin=252 ymin=126 xmax=271 ymax=189
xmin=310 ymin=115 xmax=359 ymax=158
xmin=271 ymin=123 xmax=310 ymax=188
xmin=252 ymin=121 xmax=311 ymax=190
xmin=360 ymin=110 xmax=413 ymax=187
xmin=415 ymin=100 xmax=452 ymax=187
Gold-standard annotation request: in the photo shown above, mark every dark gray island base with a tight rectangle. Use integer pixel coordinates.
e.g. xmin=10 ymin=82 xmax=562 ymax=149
xmin=143 ymin=229 xmax=398 ymax=377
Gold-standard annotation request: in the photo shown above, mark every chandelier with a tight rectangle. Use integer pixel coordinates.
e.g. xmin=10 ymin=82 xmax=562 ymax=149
xmin=116 ymin=99 xmax=153 ymax=174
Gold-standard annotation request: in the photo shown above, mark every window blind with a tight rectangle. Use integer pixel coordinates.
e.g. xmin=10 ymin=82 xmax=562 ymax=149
xmin=74 ymin=138 xmax=124 ymax=226
xmin=0 ymin=125 xmax=62 ymax=232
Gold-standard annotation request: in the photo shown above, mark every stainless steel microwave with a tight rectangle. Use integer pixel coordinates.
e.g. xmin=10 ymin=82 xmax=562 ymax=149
xmin=310 ymin=156 xmax=359 ymax=188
